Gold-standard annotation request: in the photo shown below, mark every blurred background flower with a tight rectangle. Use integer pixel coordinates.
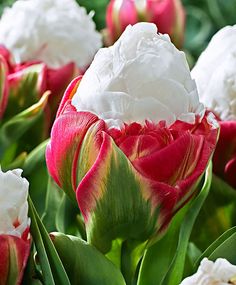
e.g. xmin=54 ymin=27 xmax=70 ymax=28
xmin=1 ymin=0 xmax=236 ymax=64
xmin=105 ymin=0 xmax=185 ymax=48
xmin=59 ymin=0 xmax=236 ymax=65
xmin=0 ymin=0 xmax=102 ymax=167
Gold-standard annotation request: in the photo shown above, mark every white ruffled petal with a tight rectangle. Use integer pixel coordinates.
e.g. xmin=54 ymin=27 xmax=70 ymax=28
xmin=180 ymin=258 xmax=236 ymax=285
xmin=0 ymin=0 xmax=102 ymax=69
xmin=192 ymin=25 xmax=236 ymax=120
xmin=72 ymin=22 xmax=203 ymax=128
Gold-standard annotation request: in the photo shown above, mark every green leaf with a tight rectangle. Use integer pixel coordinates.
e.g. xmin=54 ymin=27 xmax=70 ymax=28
xmin=208 ymin=233 xmax=236 ymax=264
xmin=56 ymin=194 xmax=86 ymax=239
xmin=28 ymin=197 xmax=71 ymax=285
xmin=27 ymin=159 xmax=48 ymax=216
xmin=137 ymin=201 xmax=191 ymax=285
xmin=22 ymin=139 xmax=49 ymax=215
xmin=23 ymin=139 xmax=49 ymax=176
xmin=194 ymin=226 xmax=236 ymax=270
xmin=211 ymin=173 xmax=236 ymax=204
xmin=50 ymin=232 xmax=126 ymax=285
xmin=190 ymin=174 xmax=236 ymax=251
xmin=0 ymin=92 xmax=49 ymax=158
xmin=42 ymin=175 xmax=64 ymax=232
xmin=2 ymin=151 xmax=27 ymax=170
xmin=4 ymin=64 xmax=45 ymax=119
xmin=184 ymin=243 xmax=202 ymax=276
xmin=22 ymin=243 xmax=43 ymax=285
xmin=28 ymin=197 xmax=56 ymax=285
xmin=161 ymin=162 xmax=212 ymax=285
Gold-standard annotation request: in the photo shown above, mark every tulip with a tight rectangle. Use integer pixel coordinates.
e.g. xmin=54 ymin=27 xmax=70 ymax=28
xmin=180 ymin=258 xmax=236 ymax=285
xmin=0 ymin=168 xmax=30 ymax=285
xmin=0 ymin=46 xmax=76 ymax=137
xmin=46 ymin=23 xmax=218 ymax=254
xmin=0 ymin=0 xmax=103 ymax=124
xmin=0 ymin=0 xmax=102 ymax=70
xmin=106 ymin=0 xmax=185 ymax=48
xmin=192 ymin=25 xmax=236 ymax=188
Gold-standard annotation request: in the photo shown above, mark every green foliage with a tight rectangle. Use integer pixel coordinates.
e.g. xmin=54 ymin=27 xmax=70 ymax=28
xmin=0 ymin=0 xmax=15 ymax=14
xmin=28 ymin=197 xmax=71 ymax=285
xmin=51 ymin=232 xmax=126 ymax=285
xmin=183 ymin=0 xmax=236 ymax=61
xmin=194 ymin=226 xmax=236 ymax=269
xmin=137 ymin=163 xmax=212 ymax=285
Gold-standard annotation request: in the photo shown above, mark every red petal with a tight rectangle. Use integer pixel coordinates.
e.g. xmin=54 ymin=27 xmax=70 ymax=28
xmin=213 ymin=121 xmax=236 ymax=187
xmin=0 ymin=234 xmax=30 ymax=285
xmin=132 ymin=132 xmax=204 ymax=185
xmin=56 ymin=76 xmax=82 ymax=118
xmin=46 ymin=108 xmax=99 ymax=196
xmin=146 ymin=0 xmax=176 ymax=35
xmin=225 ymin=156 xmax=236 ymax=188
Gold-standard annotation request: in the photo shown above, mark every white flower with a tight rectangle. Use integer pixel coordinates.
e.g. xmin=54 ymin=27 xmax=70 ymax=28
xmin=0 ymin=0 xmax=102 ymax=69
xmin=191 ymin=25 xmax=236 ymax=121
xmin=72 ymin=22 xmax=204 ymax=129
xmin=180 ymin=258 xmax=236 ymax=285
xmin=0 ymin=168 xmax=30 ymax=237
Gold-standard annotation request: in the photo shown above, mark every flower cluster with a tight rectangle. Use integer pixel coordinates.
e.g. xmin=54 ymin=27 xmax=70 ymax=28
xmin=0 ymin=0 xmax=236 ymax=284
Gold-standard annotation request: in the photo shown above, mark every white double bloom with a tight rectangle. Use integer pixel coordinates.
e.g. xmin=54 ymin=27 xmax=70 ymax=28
xmin=72 ymin=22 xmax=204 ymax=129
xmin=0 ymin=0 xmax=102 ymax=69
xmin=181 ymin=258 xmax=236 ymax=285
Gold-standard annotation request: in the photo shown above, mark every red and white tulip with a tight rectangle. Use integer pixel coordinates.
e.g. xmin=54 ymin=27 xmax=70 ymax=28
xmin=0 ymin=168 xmax=30 ymax=285
xmin=46 ymin=23 xmax=218 ymax=253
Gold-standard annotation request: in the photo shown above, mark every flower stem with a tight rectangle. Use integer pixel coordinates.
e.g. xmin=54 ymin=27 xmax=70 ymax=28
xmin=121 ymin=240 xmax=146 ymax=285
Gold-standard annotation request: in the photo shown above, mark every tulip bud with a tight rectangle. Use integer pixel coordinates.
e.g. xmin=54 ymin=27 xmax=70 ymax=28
xmin=180 ymin=258 xmax=236 ymax=285
xmin=192 ymin=25 xmax=236 ymax=188
xmin=0 ymin=168 xmax=30 ymax=285
xmin=47 ymin=23 xmax=218 ymax=254
xmin=106 ymin=0 xmax=185 ymax=48
xmin=0 ymin=47 xmax=77 ymax=137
